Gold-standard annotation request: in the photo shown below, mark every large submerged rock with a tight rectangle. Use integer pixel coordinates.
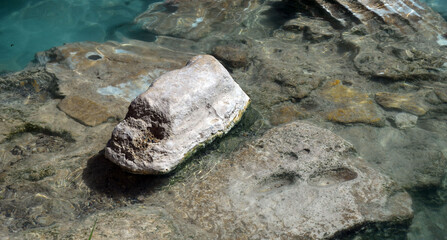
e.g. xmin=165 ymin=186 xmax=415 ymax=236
xmin=156 ymin=121 xmax=413 ymax=239
xmin=38 ymin=40 xmax=196 ymax=126
xmin=105 ymin=55 xmax=250 ymax=174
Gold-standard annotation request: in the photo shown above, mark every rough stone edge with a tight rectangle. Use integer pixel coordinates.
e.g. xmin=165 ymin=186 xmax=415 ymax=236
xmin=107 ymin=99 xmax=251 ymax=175
xmin=171 ymin=99 xmax=251 ymax=173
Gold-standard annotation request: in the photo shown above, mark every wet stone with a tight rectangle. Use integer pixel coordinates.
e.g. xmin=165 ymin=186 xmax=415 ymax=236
xmin=1 ymin=0 xmax=447 ymax=238
xmin=57 ymin=95 xmax=113 ymax=127
xmin=135 ymin=0 xmax=262 ymax=40
xmin=22 ymin=206 xmax=212 ymax=240
xmin=318 ymin=0 xmax=447 ymax=41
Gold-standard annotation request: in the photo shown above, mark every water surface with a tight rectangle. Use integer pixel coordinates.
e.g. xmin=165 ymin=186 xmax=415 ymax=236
xmin=0 ymin=0 xmax=159 ymax=73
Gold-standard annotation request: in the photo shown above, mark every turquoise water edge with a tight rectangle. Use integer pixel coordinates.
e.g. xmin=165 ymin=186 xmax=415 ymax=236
xmin=0 ymin=0 xmax=158 ymax=73
xmin=1 ymin=0 xmax=447 ymax=239
xmin=0 ymin=0 xmax=445 ymax=72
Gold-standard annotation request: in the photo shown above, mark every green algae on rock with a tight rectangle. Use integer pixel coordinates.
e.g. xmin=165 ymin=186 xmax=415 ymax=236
xmin=105 ymin=55 xmax=250 ymax=174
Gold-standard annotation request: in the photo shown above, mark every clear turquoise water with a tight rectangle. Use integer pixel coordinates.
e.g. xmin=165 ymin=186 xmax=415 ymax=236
xmin=1 ymin=0 xmax=445 ymax=73
xmin=0 ymin=0 xmax=159 ymax=73
xmin=421 ymin=0 xmax=447 ymax=19
xmin=1 ymin=0 xmax=447 ymax=238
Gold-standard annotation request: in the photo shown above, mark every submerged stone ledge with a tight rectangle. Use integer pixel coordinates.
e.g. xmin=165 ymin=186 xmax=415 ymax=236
xmin=154 ymin=121 xmax=414 ymax=239
xmin=105 ymin=55 xmax=250 ymax=174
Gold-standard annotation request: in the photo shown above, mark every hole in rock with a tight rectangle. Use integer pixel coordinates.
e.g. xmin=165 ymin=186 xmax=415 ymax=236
xmin=308 ymin=167 xmax=358 ymax=187
xmin=149 ymin=125 xmax=166 ymax=140
xmin=87 ymin=54 xmax=102 ymax=60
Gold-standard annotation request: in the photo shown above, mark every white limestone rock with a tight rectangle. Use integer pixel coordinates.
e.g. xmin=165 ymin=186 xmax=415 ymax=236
xmin=105 ymin=55 xmax=250 ymax=174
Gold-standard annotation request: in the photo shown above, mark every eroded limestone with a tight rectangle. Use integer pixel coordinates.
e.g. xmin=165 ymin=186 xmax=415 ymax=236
xmin=105 ymin=55 xmax=250 ymax=174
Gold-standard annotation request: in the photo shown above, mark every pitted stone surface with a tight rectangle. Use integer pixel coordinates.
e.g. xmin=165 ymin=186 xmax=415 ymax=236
xmin=157 ymin=121 xmax=413 ymax=239
xmin=105 ymin=55 xmax=250 ymax=174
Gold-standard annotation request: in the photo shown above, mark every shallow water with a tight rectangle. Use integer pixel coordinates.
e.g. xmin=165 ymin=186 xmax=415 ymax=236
xmin=421 ymin=0 xmax=447 ymax=19
xmin=1 ymin=0 xmax=447 ymax=239
xmin=0 ymin=0 xmax=159 ymax=73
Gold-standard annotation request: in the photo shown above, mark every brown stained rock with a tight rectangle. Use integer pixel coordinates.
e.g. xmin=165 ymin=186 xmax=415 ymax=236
xmin=212 ymin=45 xmax=248 ymax=69
xmin=270 ymin=103 xmax=306 ymax=126
xmin=375 ymin=92 xmax=428 ymax=116
xmin=321 ymin=80 xmax=383 ymax=125
xmin=57 ymin=96 xmax=113 ymax=127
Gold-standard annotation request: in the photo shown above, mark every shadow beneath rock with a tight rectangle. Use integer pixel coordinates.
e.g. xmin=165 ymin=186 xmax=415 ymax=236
xmin=82 ymin=150 xmax=169 ymax=199
xmin=82 ymin=106 xmax=264 ymax=201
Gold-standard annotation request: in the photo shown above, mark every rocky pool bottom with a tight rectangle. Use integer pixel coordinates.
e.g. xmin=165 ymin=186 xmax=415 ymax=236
xmin=1 ymin=0 xmax=447 ymax=239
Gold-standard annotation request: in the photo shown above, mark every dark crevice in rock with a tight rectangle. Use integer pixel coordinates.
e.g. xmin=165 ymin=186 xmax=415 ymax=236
xmin=308 ymin=167 xmax=358 ymax=187
xmin=160 ymin=0 xmax=180 ymax=13
xmin=105 ymin=22 xmax=157 ymax=42
xmin=34 ymin=47 xmax=64 ymax=65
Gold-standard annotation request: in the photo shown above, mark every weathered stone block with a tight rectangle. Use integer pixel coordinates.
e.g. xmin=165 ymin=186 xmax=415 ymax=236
xmin=105 ymin=55 xmax=250 ymax=174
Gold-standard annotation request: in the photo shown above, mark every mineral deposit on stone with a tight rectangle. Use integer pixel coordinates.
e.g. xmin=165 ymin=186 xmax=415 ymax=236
xmin=105 ymin=55 xmax=250 ymax=174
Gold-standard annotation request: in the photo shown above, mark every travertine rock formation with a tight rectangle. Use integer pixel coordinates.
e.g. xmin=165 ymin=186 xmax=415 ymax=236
xmin=105 ymin=55 xmax=250 ymax=174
